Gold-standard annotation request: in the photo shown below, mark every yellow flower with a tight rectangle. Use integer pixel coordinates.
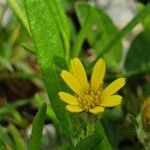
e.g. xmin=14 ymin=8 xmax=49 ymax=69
xmin=58 ymin=58 xmax=126 ymax=114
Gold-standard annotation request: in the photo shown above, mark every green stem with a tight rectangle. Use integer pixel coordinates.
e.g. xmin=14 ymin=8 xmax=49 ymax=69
xmin=106 ymin=66 xmax=150 ymax=81
xmin=86 ymin=115 xmax=95 ymax=136
xmin=64 ymin=34 xmax=70 ymax=67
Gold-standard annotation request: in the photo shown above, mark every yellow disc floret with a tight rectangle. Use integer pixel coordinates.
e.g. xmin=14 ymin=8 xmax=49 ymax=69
xmin=78 ymin=88 xmax=101 ymax=111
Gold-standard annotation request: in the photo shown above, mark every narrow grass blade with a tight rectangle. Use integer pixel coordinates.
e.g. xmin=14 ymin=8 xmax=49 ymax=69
xmin=29 ymin=103 xmax=47 ymax=150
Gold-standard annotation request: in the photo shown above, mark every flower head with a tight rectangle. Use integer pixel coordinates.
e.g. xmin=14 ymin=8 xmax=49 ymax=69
xmin=58 ymin=58 xmax=126 ymax=114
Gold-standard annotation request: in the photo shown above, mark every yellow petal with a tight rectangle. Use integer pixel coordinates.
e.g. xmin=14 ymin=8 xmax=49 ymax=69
xmin=58 ymin=92 xmax=79 ymax=105
xmin=101 ymin=78 xmax=126 ymax=97
xmin=91 ymin=59 xmax=106 ymax=90
xmin=71 ymin=58 xmax=89 ymax=91
xmin=100 ymin=95 xmax=122 ymax=107
xmin=66 ymin=105 xmax=84 ymax=113
xmin=61 ymin=70 xmax=83 ymax=95
xmin=89 ymin=106 xmax=105 ymax=114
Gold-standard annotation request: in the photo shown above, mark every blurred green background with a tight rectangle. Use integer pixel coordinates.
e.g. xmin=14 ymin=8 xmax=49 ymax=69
xmin=0 ymin=0 xmax=150 ymax=149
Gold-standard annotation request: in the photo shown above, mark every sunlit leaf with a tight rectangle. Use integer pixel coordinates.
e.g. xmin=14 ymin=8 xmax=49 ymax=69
xmin=25 ymin=0 xmax=73 ymax=139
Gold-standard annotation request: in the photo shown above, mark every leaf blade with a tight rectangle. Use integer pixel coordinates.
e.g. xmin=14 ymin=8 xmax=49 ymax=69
xmin=7 ymin=0 xmax=30 ymax=35
xmin=99 ymin=3 xmax=150 ymax=59
xmin=29 ymin=103 xmax=47 ymax=150
xmin=25 ymin=0 xmax=73 ymax=139
xmin=75 ymin=3 xmax=123 ymax=68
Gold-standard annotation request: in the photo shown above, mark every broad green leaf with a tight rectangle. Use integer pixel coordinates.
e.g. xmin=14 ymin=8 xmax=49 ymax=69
xmin=7 ymin=0 xmax=30 ymax=35
xmin=25 ymin=0 xmax=73 ymax=139
xmin=29 ymin=103 xmax=47 ymax=150
xmin=86 ymin=3 xmax=150 ymax=73
xmin=95 ymin=122 xmax=112 ymax=150
xmin=8 ymin=124 xmax=26 ymax=150
xmin=100 ymin=119 xmax=121 ymax=149
xmin=75 ymin=3 xmax=123 ymax=68
xmin=125 ymin=32 xmax=150 ymax=71
xmin=97 ymin=3 xmax=150 ymax=61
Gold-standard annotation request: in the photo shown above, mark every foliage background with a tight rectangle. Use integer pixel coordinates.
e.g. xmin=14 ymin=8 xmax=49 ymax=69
xmin=0 ymin=0 xmax=150 ymax=149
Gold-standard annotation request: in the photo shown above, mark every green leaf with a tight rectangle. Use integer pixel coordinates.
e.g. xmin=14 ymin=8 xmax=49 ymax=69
xmin=35 ymin=94 xmax=58 ymax=124
xmin=11 ymin=110 xmax=24 ymax=125
xmin=75 ymin=121 xmax=112 ymax=150
xmin=97 ymin=3 xmax=150 ymax=61
xmin=25 ymin=0 xmax=73 ymax=139
xmin=7 ymin=0 xmax=30 ymax=35
xmin=86 ymin=3 xmax=150 ymax=73
xmin=95 ymin=122 xmax=112 ymax=150
xmin=21 ymin=43 xmax=36 ymax=54
xmin=138 ymin=3 xmax=150 ymax=34
xmin=75 ymin=134 xmax=101 ymax=150
xmin=29 ymin=103 xmax=47 ymax=150
xmin=0 ymin=142 xmax=5 ymax=150
xmin=1 ymin=43 xmax=12 ymax=60
xmin=8 ymin=124 xmax=26 ymax=150
xmin=49 ymin=0 xmax=71 ymax=62
xmin=125 ymin=32 xmax=150 ymax=71
xmin=73 ymin=5 xmax=94 ymax=57
xmin=0 ymin=55 xmax=13 ymax=71
xmin=0 ymin=125 xmax=15 ymax=150
xmin=75 ymin=3 xmax=123 ymax=68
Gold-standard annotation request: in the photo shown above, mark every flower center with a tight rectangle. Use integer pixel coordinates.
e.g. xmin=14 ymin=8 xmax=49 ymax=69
xmin=77 ymin=88 xmax=101 ymax=111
